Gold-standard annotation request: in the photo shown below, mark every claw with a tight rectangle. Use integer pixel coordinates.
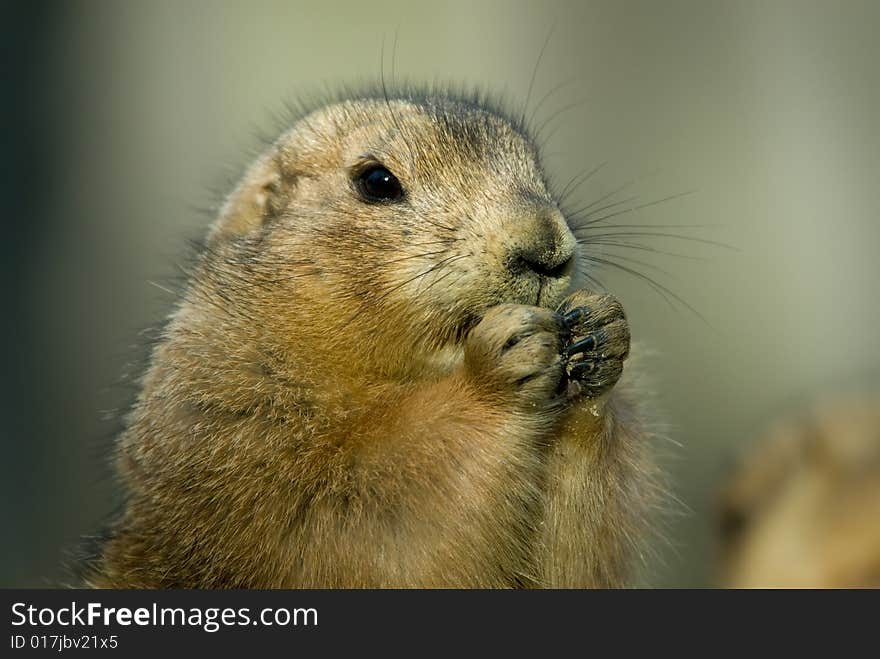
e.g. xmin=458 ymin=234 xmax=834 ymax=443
xmin=566 ymin=334 xmax=597 ymax=356
xmin=569 ymin=360 xmax=596 ymax=379
xmin=561 ymin=307 xmax=589 ymax=329
xmin=553 ymin=311 xmax=572 ymax=339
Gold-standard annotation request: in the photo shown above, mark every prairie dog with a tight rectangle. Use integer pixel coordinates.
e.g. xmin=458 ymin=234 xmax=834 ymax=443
xmin=85 ymin=91 xmax=657 ymax=588
xmin=718 ymin=395 xmax=880 ymax=588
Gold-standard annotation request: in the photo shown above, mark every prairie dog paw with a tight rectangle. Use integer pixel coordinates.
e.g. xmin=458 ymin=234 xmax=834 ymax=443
xmin=465 ymin=304 xmax=565 ymax=406
xmin=557 ymin=291 xmax=630 ymax=400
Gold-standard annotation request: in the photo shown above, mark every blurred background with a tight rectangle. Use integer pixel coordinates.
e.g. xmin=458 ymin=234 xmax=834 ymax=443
xmin=3 ymin=0 xmax=879 ymax=587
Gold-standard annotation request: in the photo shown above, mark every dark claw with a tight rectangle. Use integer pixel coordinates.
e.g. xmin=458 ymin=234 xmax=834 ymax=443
xmin=566 ymin=334 xmax=597 ymax=356
xmin=569 ymin=360 xmax=596 ymax=379
xmin=553 ymin=312 xmax=572 ymax=339
xmin=561 ymin=307 xmax=589 ymax=329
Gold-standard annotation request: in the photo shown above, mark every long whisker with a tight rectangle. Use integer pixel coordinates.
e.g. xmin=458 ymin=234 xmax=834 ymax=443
xmin=579 ymin=270 xmax=608 ymax=292
xmin=527 ymin=77 xmax=576 ymax=129
xmin=576 ymin=230 xmax=735 ymax=250
xmin=405 ymin=238 xmax=464 ymax=248
xmin=421 ymin=218 xmax=458 ymax=233
xmin=376 ymin=253 xmax=465 ymax=304
xmin=566 ymin=178 xmax=637 ymax=221
xmin=581 ymin=254 xmax=677 ymax=312
xmin=576 ymin=190 xmax=698 ymax=228
xmin=581 ymin=223 xmax=718 ymax=230
xmin=557 ymin=161 xmax=608 ymax=205
xmin=567 ymin=195 xmax=638 ymax=222
xmin=535 ymin=99 xmax=588 ymax=149
xmin=522 ymin=26 xmax=555 ymax=129
xmin=582 ymin=254 xmax=707 ymax=322
xmin=147 ymin=280 xmax=178 ymax=297
xmin=587 ymin=250 xmax=677 ymax=279
xmin=576 ymin=238 xmax=709 ymax=261
xmin=415 ymin=254 xmax=469 ymax=295
xmin=418 ymin=257 xmax=470 ymax=297
xmin=391 ymin=28 xmax=399 ymax=90
xmin=379 ymin=36 xmax=417 ymax=173
xmin=383 ymin=249 xmax=451 ymax=265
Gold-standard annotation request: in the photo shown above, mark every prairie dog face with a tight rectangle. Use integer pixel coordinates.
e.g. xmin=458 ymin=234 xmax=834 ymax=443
xmin=208 ymin=96 xmax=579 ymax=362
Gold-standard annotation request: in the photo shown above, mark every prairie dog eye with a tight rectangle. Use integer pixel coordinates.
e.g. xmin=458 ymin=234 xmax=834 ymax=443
xmin=356 ymin=165 xmax=404 ymax=203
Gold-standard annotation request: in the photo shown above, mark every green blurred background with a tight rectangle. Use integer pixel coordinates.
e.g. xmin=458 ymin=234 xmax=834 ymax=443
xmin=4 ymin=0 xmax=879 ymax=587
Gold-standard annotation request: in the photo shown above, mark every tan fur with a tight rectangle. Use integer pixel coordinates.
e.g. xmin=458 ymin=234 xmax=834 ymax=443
xmin=86 ymin=96 xmax=657 ymax=588
xmin=718 ymin=395 xmax=880 ymax=588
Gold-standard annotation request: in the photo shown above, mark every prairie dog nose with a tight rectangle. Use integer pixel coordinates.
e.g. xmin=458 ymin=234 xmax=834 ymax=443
xmin=509 ymin=208 xmax=575 ymax=279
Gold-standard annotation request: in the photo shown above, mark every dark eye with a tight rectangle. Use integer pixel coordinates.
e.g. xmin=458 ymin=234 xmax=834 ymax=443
xmin=356 ymin=165 xmax=404 ymax=203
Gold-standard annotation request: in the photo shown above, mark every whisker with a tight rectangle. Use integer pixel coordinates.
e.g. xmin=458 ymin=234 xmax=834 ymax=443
xmin=147 ymin=280 xmax=178 ymax=297
xmin=567 ymin=195 xmax=638 ymax=223
xmin=522 ymin=26 xmax=555 ymax=129
xmin=579 ymin=270 xmax=607 ymax=292
xmin=557 ymin=161 xmax=608 ymax=205
xmin=422 ymin=218 xmax=458 ymax=233
xmin=379 ymin=36 xmax=417 ymax=173
xmin=534 ymin=99 xmax=588 ymax=150
xmin=566 ymin=178 xmax=637 ymax=221
xmin=376 ymin=252 xmax=465 ymax=304
xmin=383 ymin=249 xmax=451 ymax=265
xmin=580 ymin=223 xmax=718 ymax=230
xmin=583 ymin=254 xmax=707 ymax=323
xmin=576 ymin=230 xmax=736 ymax=250
xmin=418 ymin=257 xmax=469 ymax=296
xmin=415 ymin=254 xmax=469 ymax=295
xmin=576 ymin=238 xmax=709 ymax=261
xmin=587 ymin=251 xmax=677 ymax=279
xmin=391 ymin=29 xmax=399 ymax=90
xmin=527 ymin=77 xmax=576 ymax=129
xmin=406 ymin=238 xmax=464 ymax=247
xmin=581 ymin=254 xmax=677 ymax=312
xmin=576 ymin=190 xmax=698 ymax=228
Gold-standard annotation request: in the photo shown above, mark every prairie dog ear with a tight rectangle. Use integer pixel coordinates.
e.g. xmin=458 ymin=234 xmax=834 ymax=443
xmin=208 ymin=148 xmax=295 ymax=243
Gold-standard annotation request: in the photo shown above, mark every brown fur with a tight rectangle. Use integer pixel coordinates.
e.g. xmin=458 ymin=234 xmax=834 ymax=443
xmin=718 ymin=395 xmax=880 ymax=588
xmin=85 ymin=95 xmax=658 ymax=588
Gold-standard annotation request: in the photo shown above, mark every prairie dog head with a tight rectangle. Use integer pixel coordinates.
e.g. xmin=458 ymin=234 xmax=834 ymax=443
xmin=183 ymin=95 xmax=580 ymax=382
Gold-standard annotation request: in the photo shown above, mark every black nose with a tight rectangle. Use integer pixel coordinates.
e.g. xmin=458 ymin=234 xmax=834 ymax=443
xmin=514 ymin=250 xmax=574 ymax=279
